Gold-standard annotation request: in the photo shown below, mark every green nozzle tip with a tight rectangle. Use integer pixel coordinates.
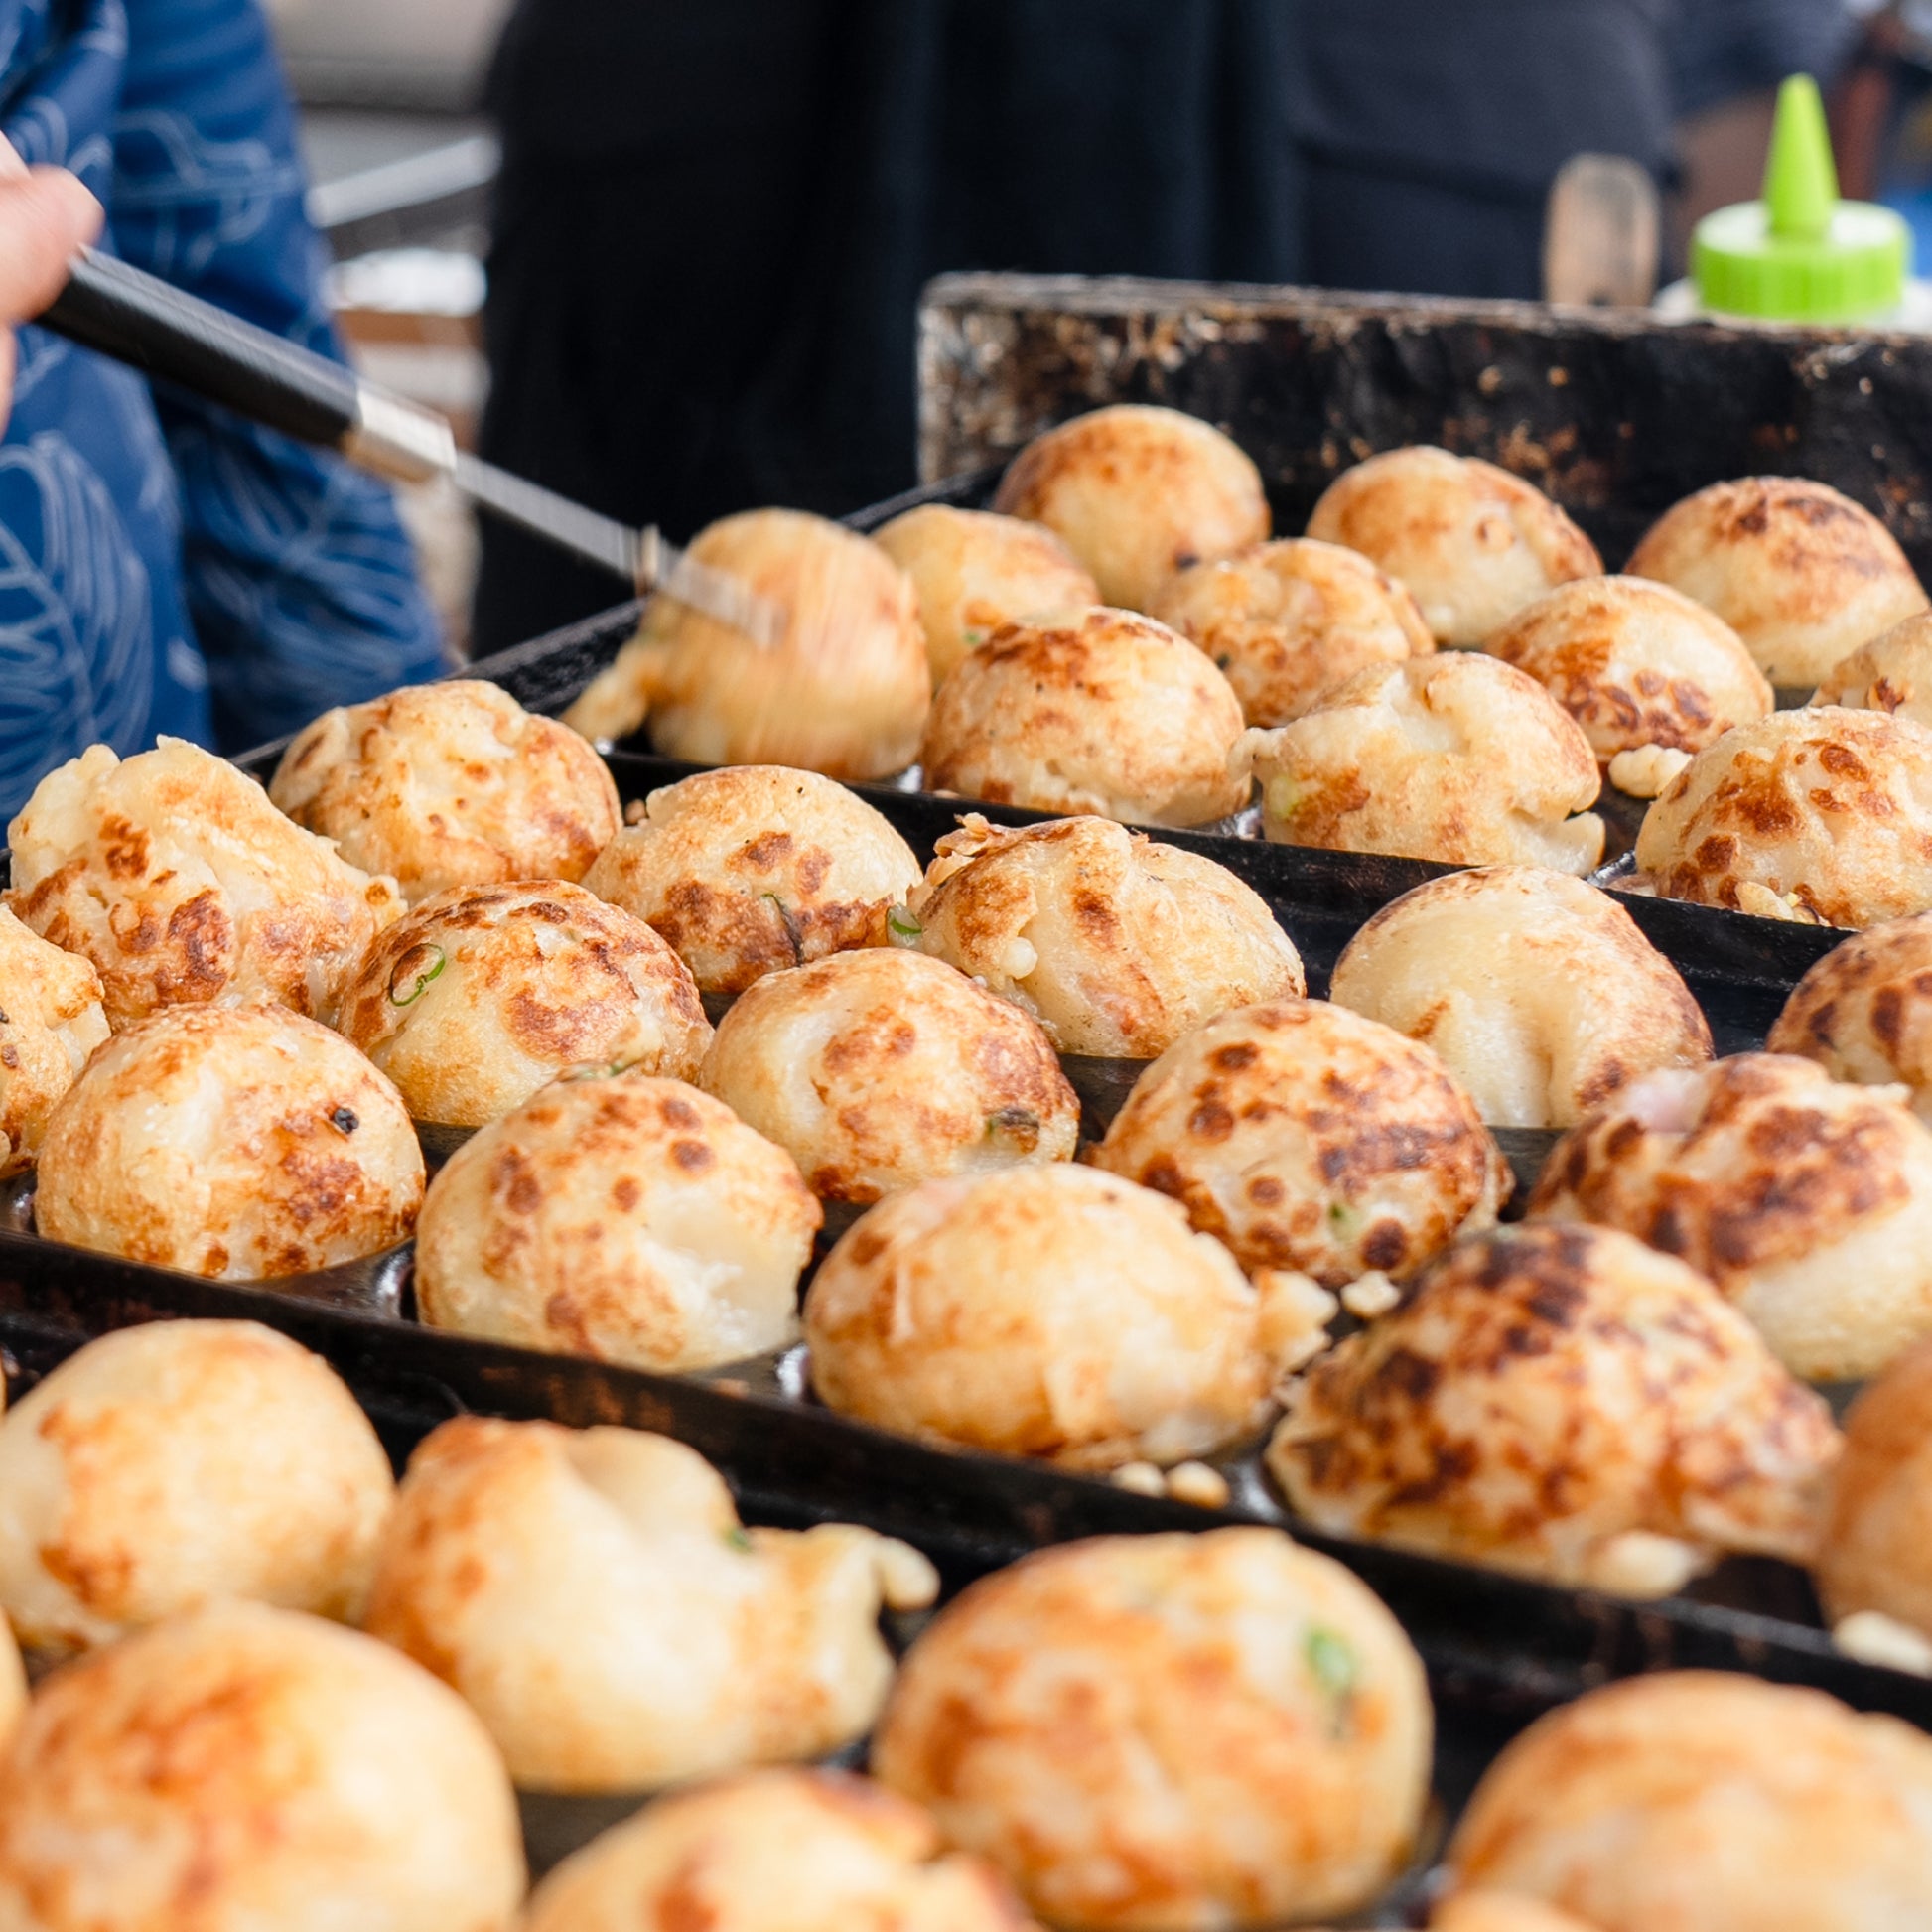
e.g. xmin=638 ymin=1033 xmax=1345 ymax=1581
xmin=1764 ymin=73 xmax=1838 ymax=240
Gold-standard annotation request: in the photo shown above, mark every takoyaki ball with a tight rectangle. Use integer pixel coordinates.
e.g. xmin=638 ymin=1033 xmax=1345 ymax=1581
xmin=414 ymin=1074 xmax=818 ymax=1373
xmin=1330 ymin=867 xmax=1714 ymax=1129
xmin=990 ymin=404 xmax=1271 ymax=612
xmin=1485 ymin=575 xmax=1772 ymax=764
xmin=804 ymin=1166 xmax=1304 ymax=1468
xmin=0 ymin=1320 xmax=392 ymax=1655
xmin=1768 ymin=912 xmax=1932 ymax=1120
xmin=363 ymin=1418 xmax=937 ymax=1793
xmin=919 ymin=608 xmax=1250 ymax=828
xmin=34 ymin=1005 xmax=422 ymax=1280
xmin=1635 ymin=707 xmax=1932 ymax=928
xmin=1305 ymin=447 xmax=1601 ymax=646
xmin=523 ymin=1770 xmax=1035 ymax=1932
xmin=8 ymin=738 xmax=402 ymax=1029
xmin=874 ymin=502 xmax=1101 ymax=687
xmin=1530 ymin=1054 xmax=1932 ymax=1381
xmin=1148 ymin=537 xmax=1435 ymax=727
xmin=1812 ymin=611 xmax=1932 ymax=728
xmin=1816 ymin=1338 xmax=1932 ymax=1639
xmin=564 ymin=508 xmax=929 ymax=780
xmin=0 ymin=905 xmax=106 ymax=1175
xmin=1446 ymin=1672 xmax=1932 ymax=1932
xmin=872 ymin=1530 xmax=1433 ymax=1931
xmin=0 ymin=1600 xmax=525 ymax=1932
xmin=269 ymin=679 xmax=621 ymax=903
xmin=1249 ymin=654 xmax=1605 ymax=872
xmin=699 ymin=948 xmax=1076 ymax=1203
xmin=1093 ymin=1000 xmax=1507 ymax=1287
xmin=1267 ymin=1224 xmax=1840 ymax=1595
xmin=581 ymin=765 xmax=921 ymax=995
xmin=338 ymin=881 xmax=709 ymax=1127
xmin=909 ymin=815 xmax=1304 ymax=1057
xmin=1626 ymin=476 xmax=1929 ymax=689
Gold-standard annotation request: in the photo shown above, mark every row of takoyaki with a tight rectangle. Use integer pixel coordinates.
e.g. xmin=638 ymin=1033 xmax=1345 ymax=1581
xmin=0 ymin=1313 xmax=1916 ymax=1932
xmin=554 ymin=402 xmax=1932 ymax=931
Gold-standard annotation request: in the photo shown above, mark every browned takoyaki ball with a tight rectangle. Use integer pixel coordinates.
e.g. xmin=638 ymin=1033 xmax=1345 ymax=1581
xmin=1530 ymin=1053 xmax=1932 ymax=1381
xmin=1484 ymin=574 xmax=1772 ymax=763
xmin=1305 ymin=446 xmax=1601 ymax=645
xmin=0 ymin=905 xmax=106 ymax=1175
xmin=337 ymin=881 xmax=710 ymax=1127
xmin=269 ymin=679 xmax=621 ymax=903
xmin=1148 ymin=537 xmax=1434 ymax=727
xmin=1769 ymin=911 xmax=1932 ymax=1120
xmin=1812 ymin=611 xmax=1932 ymax=728
xmin=1092 ymin=999 xmax=1507 ymax=1286
xmin=34 ymin=1003 xmax=422 ymax=1281
xmin=919 ymin=607 xmax=1251 ymax=828
xmin=582 ymin=764 xmax=921 ymax=995
xmin=8 ymin=738 xmax=401 ymax=1029
xmin=1267 ymin=1223 xmax=1840 ymax=1594
xmin=1445 ymin=1671 xmax=1932 ymax=1931
xmin=1627 ymin=476 xmax=1928 ymax=688
xmin=991 ymin=404 xmax=1270 ymax=612
xmin=1329 ymin=866 xmax=1713 ymax=1129
xmin=1249 ymin=654 xmax=1605 ymax=872
xmin=874 ymin=502 xmax=1100 ymax=686
xmin=1634 ymin=707 xmax=1932 ymax=928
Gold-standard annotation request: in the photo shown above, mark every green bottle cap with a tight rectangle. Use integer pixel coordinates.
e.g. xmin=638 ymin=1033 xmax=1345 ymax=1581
xmin=1693 ymin=73 xmax=1911 ymax=324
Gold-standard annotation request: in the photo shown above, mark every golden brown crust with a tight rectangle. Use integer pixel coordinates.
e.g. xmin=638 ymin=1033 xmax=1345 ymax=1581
xmin=0 ymin=1600 xmax=525 ymax=1932
xmin=1485 ymin=574 xmax=1772 ymax=760
xmin=415 ymin=1073 xmax=818 ymax=1373
xmin=699 ymin=948 xmax=1077 ymax=1202
xmin=1627 ymin=476 xmax=1929 ymax=688
xmin=1267 ymin=1223 xmax=1840 ymax=1590
xmin=7 ymin=738 xmax=402 ymax=1029
xmin=1250 ymin=654 xmax=1605 ymax=872
xmin=1149 ymin=536 xmax=1435 ymax=726
xmin=1305 ymin=447 xmax=1601 ymax=646
xmin=562 ymin=509 xmax=929 ymax=779
xmin=1330 ymin=866 xmax=1713 ymax=1129
xmin=0 ymin=905 xmax=106 ymax=1174
xmin=871 ymin=1530 xmax=1432 ymax=1929
xmin=1816 ymin=1337 xmax=1932 ymax=1634
xmin=363 ymin=1419 xmax=933 ymax=1794
xmin=1811 ymin=610 xmax=1932 ymax=728
xmin=910 ymin=814 xmax=1303 ymax=1056
xmin=523 ymin=1769 xmax=1037 ymax=1932
xmin=1530 ymin=1053 xmax=1932 ymax=1380
xmin=1769 ymin=912 xmax=1932 ymax=1120
xmin=1432 ymin=1896 xmax=1597 ymax=1932
xmin=1093 ymin=999 xmax=1506 ymax=1285
xmin=919 ymin=607 xmax=1250 ymax=828
xmin=582 ymin=764 xmax=921 ymax=994
xmin=1447 ymin=1671 xmax=1932 ymax=1929
xmin=990 ymin=404 xmax=1270 ymax=612
xmin=874 ymin=503 xmax=1100 ymax=687
xmin=35 ymin=1004 xmax=422 ymax=1281
xmin=269 ymin=679 xmax=620 ymax=903
xmin=1634 ymin=706 xmax=1932 ymax=928
xmin=0 ymin=1320 xmax=393 ymax=1653
xmin=804 ymin=1166 xmax=1291 ymax=1467
xmin=338 ymin=880 xmax=710 ymax=1127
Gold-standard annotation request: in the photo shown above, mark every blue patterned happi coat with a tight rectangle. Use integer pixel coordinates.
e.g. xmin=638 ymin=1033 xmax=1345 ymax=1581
xmin=0 ymin=0 xmax=447 ymax=817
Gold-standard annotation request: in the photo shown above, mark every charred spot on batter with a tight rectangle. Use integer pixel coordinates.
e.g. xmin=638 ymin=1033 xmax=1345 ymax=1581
xmin=1362 ymin=1219 xmax=1408 ymax=1270
xmin=1212 ymin=1042 xmax=1260 ymax=1072
xmin=1818 ymin=742 xmax=1870 ymax=780
xmin=739 ymin=831 xmax=796 ymax=870
xmin=165 ymin=892 xmax=233 ymax=991
xmin=1871 ymin=984 xmax=1905 ymax=1053
xmin=1692 ymin=834 xmax=1737 ymax=872
xmin=1804 ymin=999 xmax=1839 ymax=1045
xmin=98 ymin=815 xmax=152 ymax=879
xmin=1187 ymin=1098 xmax=1236 ymax=1142
xmin=611 ymin=1176 xmax=641 ymax=1211
xmin=660 ymin=1095 xmax=702 ymax=1130
xmin=1247 ymin=1173 xmax=1286 ymax=1206
xmin=494 ymin=1150 xmax=543 ymax=1216
xmin=671 ymin=1138 xmax=715 ymax=1172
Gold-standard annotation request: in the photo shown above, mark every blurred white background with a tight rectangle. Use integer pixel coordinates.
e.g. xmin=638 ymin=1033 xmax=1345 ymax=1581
xmin=263 ymin=0 xmax=513 ymax=109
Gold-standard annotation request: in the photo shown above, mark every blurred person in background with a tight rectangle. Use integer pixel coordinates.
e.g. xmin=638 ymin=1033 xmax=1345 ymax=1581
xmin=0 ymin=0 xmax=445 ymax=819
xmin=472 ymin=1 xmax=1306 ymax=655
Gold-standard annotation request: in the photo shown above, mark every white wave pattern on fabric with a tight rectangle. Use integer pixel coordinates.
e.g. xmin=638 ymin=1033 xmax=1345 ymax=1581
xmin=0 ymin=434 xmax=153 ymax=806
xmin=110 ymin=107 xmax=299 ymax=278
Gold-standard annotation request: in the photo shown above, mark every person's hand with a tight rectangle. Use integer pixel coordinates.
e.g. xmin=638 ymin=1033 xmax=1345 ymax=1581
xmin=0 ymin=135 xmax=102 ymax=432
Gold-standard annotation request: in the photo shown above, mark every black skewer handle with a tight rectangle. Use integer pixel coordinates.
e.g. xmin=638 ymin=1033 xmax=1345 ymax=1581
xmin=38 ymin=246 xmax=360 ymax=452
